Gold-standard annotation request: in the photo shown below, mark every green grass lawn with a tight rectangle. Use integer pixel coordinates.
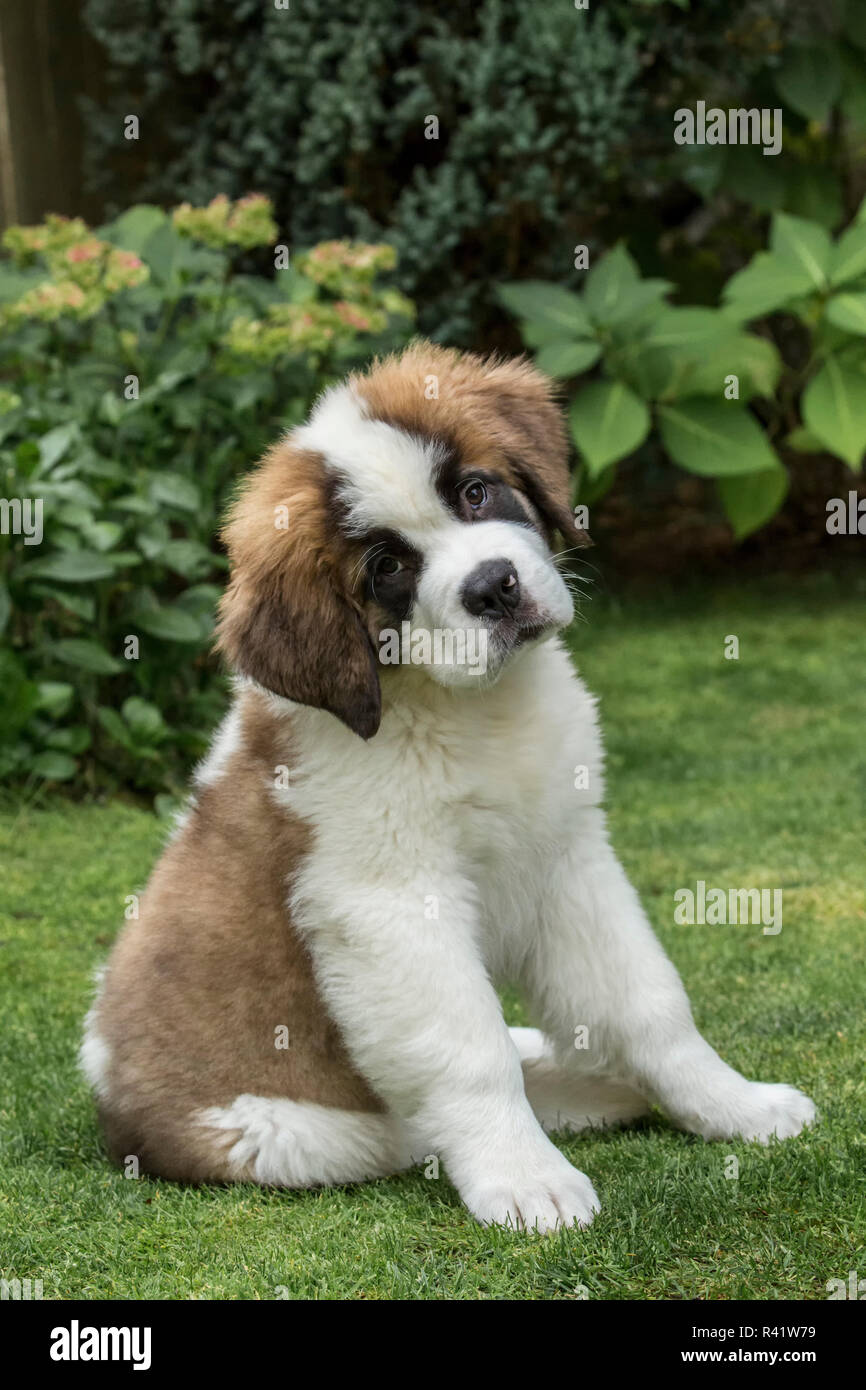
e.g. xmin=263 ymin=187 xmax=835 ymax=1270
xmin=1 ymin=571 xmax=864 ymax=1300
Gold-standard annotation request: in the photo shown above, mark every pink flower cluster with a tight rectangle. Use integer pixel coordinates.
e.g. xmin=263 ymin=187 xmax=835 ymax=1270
xmin=172 ymin=194 xmax=278 ymax=250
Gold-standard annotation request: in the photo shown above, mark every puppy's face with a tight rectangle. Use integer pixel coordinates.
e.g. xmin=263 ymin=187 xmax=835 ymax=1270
xmin=218 ymin=345 xmax=589 ymax=737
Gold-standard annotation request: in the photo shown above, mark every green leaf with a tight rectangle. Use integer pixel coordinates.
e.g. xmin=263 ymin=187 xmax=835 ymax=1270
xmin=770 ymin=213 xmax=831 ymax=290
xmin=37 ymin=423 xmax=79 ymax=471
xmin=830 ymin=223 xmax=866 ymax=287
xmin=826 ymin=292 xmax=866 ymax=336
xmin=0 ymin=651 xmax=39 ymax=734
xmin=53 ymin=639 xmax=123 ymax=675
xmin=643 ymin=307 xmax=738 ymax=351
xmin=157 ymin=539 xmax=215 ymax=579
xmin=103 ymin=204 xmax=168 ymax=253
xmin=583 ymin=245 xmax=670 ymax=326
xmin=722 ymin=252 xmax=816 ymax=318
xmin=148 ymin=474 xmax=202 ymax=513
xmin=496 ymin=281 xmax=591 ymax=337
xmin=141 ymin=221 xmax=186 ymax=285
xmin=773 ymin=42 xmax=841 ymax=122
xmin=671 ymin=334 xmax=782 ymax=402
xmin=783 ymin=166 xmax=844 ymax=231
xmin=802 ymin=357 xmax=866 ymax=469
xmin=569 ymin=382 xmax=650 ymax=476
xmin=658 ymin=402 xmax=779 ymax=477
xmin=121 ymin=696 xmax=167 ymax=744
xmin=717 ymin=466 xmax=789 ymax=541
xmin=0 ymin=580 xmax=9 ymax=635
xmin=30 ymin=750 xmax=77 ymax=781
xmin=35 ymin=681 xmax=75 ymax=717
xmin=97 ymin=706 xmax=135 ymax=750
xmin=45 ymin=725 xmax=91 ymax=754
xmin=534 ymin=340 xmax=601 ymax=378
xmin=784 ymin=426 xmax=826 ymax=454
xmin=30 ymin=585 xmax=95 ymax=621
xmin=21 ymin=551 xmax=117 ymax=583
xmin=134 ymin=605 xmax=202 ymax=643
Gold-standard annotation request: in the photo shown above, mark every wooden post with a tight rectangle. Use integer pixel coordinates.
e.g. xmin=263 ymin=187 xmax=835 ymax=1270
xmin=0 ymin=0 xmax=104 ymax=229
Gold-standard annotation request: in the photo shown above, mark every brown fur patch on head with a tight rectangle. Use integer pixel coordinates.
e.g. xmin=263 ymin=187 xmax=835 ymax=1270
xmin=351 ymin=342 xmax=590 ymax=548
xmin=216 ymin=444 xmax=381 ymax=739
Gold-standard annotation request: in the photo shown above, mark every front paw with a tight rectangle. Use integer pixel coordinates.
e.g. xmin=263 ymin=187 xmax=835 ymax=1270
xmin=460 ymin=1146 xmax=600 ymax=1233
xmin=678 ymin=1080 xmax=816 ymax=1143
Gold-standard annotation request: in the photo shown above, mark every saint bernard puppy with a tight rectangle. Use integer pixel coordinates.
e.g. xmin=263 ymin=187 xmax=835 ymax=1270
xmin=81 ymin=343 xmax=815 ymax=1231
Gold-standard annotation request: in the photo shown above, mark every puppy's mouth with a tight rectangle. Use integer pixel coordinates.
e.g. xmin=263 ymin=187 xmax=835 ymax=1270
xmin=489 ymin=609 xmax=553 ymax=654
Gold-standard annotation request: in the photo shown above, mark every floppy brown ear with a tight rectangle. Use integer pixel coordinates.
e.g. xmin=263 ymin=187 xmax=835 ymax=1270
xmin=483 ymin=358 xmax=592 ymax=550
xmin=216 ymin=444 xmax=381 ymax=740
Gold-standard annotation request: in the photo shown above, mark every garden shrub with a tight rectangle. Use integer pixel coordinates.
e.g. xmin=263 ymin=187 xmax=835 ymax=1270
xmin=0 ymin=197 xmax=414 ymax=801
xmin=78 ymin=0 xmax=865 ymax=346
xmin=498 ymin=203 xmax=866 ymax=539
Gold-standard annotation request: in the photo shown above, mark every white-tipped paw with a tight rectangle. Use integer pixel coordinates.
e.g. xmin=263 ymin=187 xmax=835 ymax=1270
xmin=680 ymin=1080 xmax=816 ymax=1143
xmin=461 ymin=1149 xmax=600 ymax=1233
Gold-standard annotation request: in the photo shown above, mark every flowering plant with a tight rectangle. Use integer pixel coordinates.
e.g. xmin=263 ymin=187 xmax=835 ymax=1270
xmin=0 ymin=198 xmax=413 ymax=800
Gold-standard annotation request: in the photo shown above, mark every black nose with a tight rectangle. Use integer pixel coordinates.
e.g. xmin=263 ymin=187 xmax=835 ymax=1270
xmin=461 ymin=558 xmax=521 ymax=619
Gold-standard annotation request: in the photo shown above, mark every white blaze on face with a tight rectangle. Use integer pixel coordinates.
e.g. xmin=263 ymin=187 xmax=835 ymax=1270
xmin=293 ymin=383 xmax=574 ymax=686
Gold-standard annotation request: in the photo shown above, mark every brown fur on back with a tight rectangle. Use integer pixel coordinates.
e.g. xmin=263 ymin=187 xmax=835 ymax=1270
xmin=93 ymin=690 xmax=381 ymax=1182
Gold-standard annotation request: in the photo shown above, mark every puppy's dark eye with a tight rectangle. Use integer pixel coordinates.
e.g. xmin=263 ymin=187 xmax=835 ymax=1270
xmin=460 ymin=479 xmax=488 ymax=509
xmin=375 ymin=554 xmax=404 ymax=577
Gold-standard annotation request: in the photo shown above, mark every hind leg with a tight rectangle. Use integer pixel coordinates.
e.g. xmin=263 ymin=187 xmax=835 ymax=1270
xmin=510 ymin=1028 xmax=650 ymax=1134
xmin=195 ymin=1095 xmax=416 ymax=1186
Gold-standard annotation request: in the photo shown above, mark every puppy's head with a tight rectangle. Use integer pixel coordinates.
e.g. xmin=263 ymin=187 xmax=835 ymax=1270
xmin=217 ymin=342 xmax=589 ymax=738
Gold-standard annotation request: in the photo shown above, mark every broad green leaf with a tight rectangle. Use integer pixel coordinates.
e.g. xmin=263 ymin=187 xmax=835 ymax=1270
xmin=496 ymin=281 xmax=591 ymax=337
xmin=35 ymin=681 xmax=75 ymax=717
xmin=98 ymin=706 xmax=135 ymax=750
xmin=54 ymin=639 xmax=123 ymax=674
xmin=722 ymin=252 xmax=816 ymax=318
xmin=825 ymin=292 xmax=866 ymax=336
xmin=535 ymin=340 xmax=601 ymax=378
xmin=785 ymin=426 xmax=826 ymax=453
xmin=122 ymin=696 xmax=167 ymax=744
xmin=770 ymin=213 xmax=831 ymax=289
xmin=142 ymin=221 xmax=186 ymax=285
xmin=103 ymin=204 xmax=167 ymax=254
xmin=157 ymin=539 xmax=215 ymax=579
xmin=38 ymin=423 xmax=79 ymax=471
xmin=45 ymin=725 xmax=91 ymax=754
xmin=584 ymin=250 xmax=670 ymax=330
xmin=569 ymin=382 xmax=650 ymax=476
xmin=668 ymin=334 xmax=781 ymax=402
xmin=783 ymin=166 xmax=844 ymax=231
xmin=717 ymin=466 xmax=789 ymax=540
xmin=148 ymin=474 xmax=202 ymax=513
xmin=658 ymin=401 xmax=778 ymax=477
xmin=520 ymin=319 xmax=580 ymax=349
xmin=21 ymin=551 xmax=116 ymax=583
xmin=84 ymin=520 xmax=125 ymax=553
xmin=605 ymin=280 xmax=672 ymax=328
xmin=643 ymin=307 xmax=738 ymax=351
xmin=583 ymin=244 xmax=638 ymax=318
xmin=773 ymin=42 xmax=841 ymax=122
xmin=802 ymin=357 xmax=866 ymax=469
xmin=584 ymin=246 xmax=672 ymax=328
xmin=830 ymin=223 xmax=866 ymax=287
xmin=0 ymin=651 xmax=38 ymax=734
xmin=134 ymin=605 xmax=202 ymax=642
xmin=30 ymin=750 xmax=77 ymax=781
xmin=30 ymin=585 xmax=96 ymax=621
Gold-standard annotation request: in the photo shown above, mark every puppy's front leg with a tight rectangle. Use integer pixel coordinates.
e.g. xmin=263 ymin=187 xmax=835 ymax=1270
xmin=523 ymin=812 xmax=816 ymax=1143
xmin=296 ymin=874 xmax=599 ymax=1232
